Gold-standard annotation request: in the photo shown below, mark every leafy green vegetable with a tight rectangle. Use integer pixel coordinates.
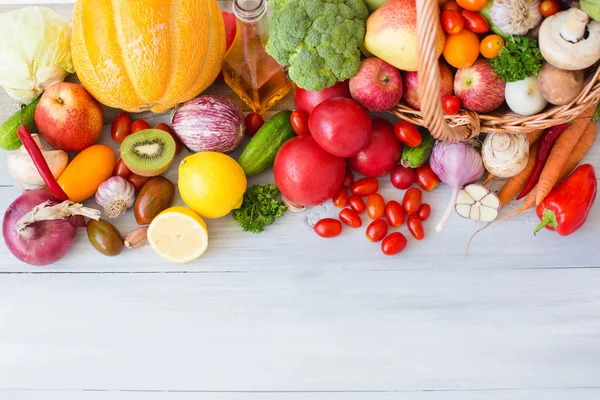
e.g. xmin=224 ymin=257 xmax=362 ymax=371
xmin=232 ymin=184 xmax=287 ymax=234
xmin=487 ymin=36 xmax=544 ymax=83
xmin=266 ymin=0 xmax=369 ymax=92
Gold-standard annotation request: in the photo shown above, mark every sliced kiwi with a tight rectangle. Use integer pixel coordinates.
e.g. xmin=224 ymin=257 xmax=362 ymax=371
xmin=120 ymin=129 xmax=176 ymax=177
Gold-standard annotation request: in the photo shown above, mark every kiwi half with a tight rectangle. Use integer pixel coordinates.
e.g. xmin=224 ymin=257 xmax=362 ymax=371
xmin=120 ymin=129 xmax=176 ymax=177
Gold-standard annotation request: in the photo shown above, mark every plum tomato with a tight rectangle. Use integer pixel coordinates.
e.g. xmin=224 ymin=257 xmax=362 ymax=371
xmin=113 ymin=158 xmax=131 ymax=179
xmin=366 ymin=219 xmax=389 ymax=243
xmin=332 ymin=186 xmax=349 ymax=208
xmin=461 ymin=10 xmax=489 ymax=33
xmin=245 ymin=112 xmax=265 ymax=137
xmin=443 ymin=29 xmax=480 ymax=69
xmin=402 ymin=187 xmax=422 ymax=215
xmin=441 ymin=10 xmax=464 ymax=35
xmin=290 ymin=110 xmax=310 ymax=136
xmin=131 ymin=120 xmax=150 ymax=133
xmin=417 ymin=203 xmax=432 ymax=221
xmin=366 ymin=193 xmax=385 ymax=221
xmin=393 ymin=121 xmax=422 ymax=147
xmin=155 ymin=122 xmax=183 ymax=155
xmin=480 ymin=34 xmax=505 ymax=59
xmin=127 ymin=174 xmax=150 ymax=192
xmin=415 ymin=164 xmax=440 ymax=191
xmin=314 ymin=218 xmax=343 ymax=238
xmin=381 ymin=232 xmax=408 ymax=256
xmin=351 ymin=177 xmax=379 ymax=197
xmin=407 ymin=214 xmax=425 ymax=241
xmin=441 ymin=95 xmax=461 ymax=115
xmin=111 ymin=112 xmax=132 ymax=143
xmin=343 ymin=167 xmax=354 ymax=188
xmin=539 ymin=0 xmax=559 ymax=17
xmin=441 ymin=0 xmax=462 ymax=12
xmin=390 ymin=165 xmax=416 ymax=190
xmin=456 ymin=0 xmax=487 ymax=11
xmin=348 ymin=195 xmax=366 ymax=214
xmin=384 ymin=200 xmax=405 ymax=228
xmin=339 ymin=208 xmax=362 ymax=228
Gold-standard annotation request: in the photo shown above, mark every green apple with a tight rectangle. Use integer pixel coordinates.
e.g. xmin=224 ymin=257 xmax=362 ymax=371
xmin=364 ymin=0 xmax=387 ymax=12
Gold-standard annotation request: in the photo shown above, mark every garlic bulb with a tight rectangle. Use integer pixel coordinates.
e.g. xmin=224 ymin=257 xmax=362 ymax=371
xmin=482 ymin=132 xmax=529 ymax=178
xmin=95 ymin=176 xmax=136 ymax=219
xmin=456 ymin=184 xmax=501 ymax=222
xmin=491 ymin=0 xmax=542 ymax=35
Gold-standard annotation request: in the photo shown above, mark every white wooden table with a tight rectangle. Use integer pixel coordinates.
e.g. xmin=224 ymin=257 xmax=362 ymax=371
xmin=1 ymin=1 xmax=600 ymax=399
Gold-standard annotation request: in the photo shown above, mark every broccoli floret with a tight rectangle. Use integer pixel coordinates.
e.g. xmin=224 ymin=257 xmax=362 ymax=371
xmin=266 ymin=0 xmax=368 ymax=92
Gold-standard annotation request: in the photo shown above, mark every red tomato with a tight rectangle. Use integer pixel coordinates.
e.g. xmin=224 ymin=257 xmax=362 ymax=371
xmin=347 ymin=118 xmax=402 ymax=177
xmin=417 ymin=203 xmax=431 ymax=221
xmin=415 ymin=164 xmax=440 ymax=191
xmin=351 ymin=177 xmax=379 ymax=197
xmin=113 ymin=158 xmax=131 ymax=179
xmin=366 ymin=193 xmax=385 ymax=220
xmin=294 ymin=80 xmax=351 ymax=116
xmin=314 ymin=218 xmax=342 ymax=238
xmin=155 ymin=122 xmax=183 ymax=155
xmin=441 ymin=10 xmax=464 ymax=34
xmin=461 ymin=10 xmax=489 ymax=33
xmin=348 ymin=195 xmax=366 ymax=214
xmin=339 ymin=208 xmax=362 ymax=228
xmin=480 ymin=34 xmax=505 ymax=59
xmin=539 ymin=0 xmax=559 ymax=17
xmin=442 ymin=0 xmax=462 ymax=12
xmin=290 ymin=110 xmax=309 ymax=136
xmin=131 ymin=120 xmax=150 ymax=133
xmin=441 ymin=95 xmax=461 ymax=115
xmin=456 ymin=0 xmax=487 ymax=11
xmin=381 ymin=232 xmax=408 ymax=256
xmin=111 ymin=112 xmax=132 ymax=143
xmin=384 ymin=200 xmax=405 ymax=228
xmin=402 ymin=187 xmax=422 ymax=215
xmin=127 ymin=174 xmax=150 ymax=191
xmin=366 ymin=219 xmax=389 ymax=242
xmin=245 ymin=113 xmax=265 ymax=137
xmin=390 ymin=165 xmax=416 ymax=190
xmin=343 ymin=167 xmax=354 ymax=188
xmin=393 ymin=121 xmax=422 ymax=147
xmin=332 ymin=186 xmax=349 ymax=208
xmin=407 ymin=215 xmax=425 ymax=241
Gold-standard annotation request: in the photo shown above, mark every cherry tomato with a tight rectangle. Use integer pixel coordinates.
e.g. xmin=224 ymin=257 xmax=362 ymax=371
xmin=443 ymin=29 xmax=480 ymax=69
xmin=343 ymin=167 xmax=354 ymax=188
xmin=384 ymin=200 xmax=405 ymax=228
xmin=381 ymin=232 xmax=408 ymax=256
xmin=539 ymin=0 xmax=559 ymax=17
xmin=332 ymin=186 xmax=349 ymax=208
xmin=480 ymin=34 xmax=505 ymax=59
xmin=415 ymin=164 xmax=440 ymax=191
xmin=127 ymin=174 xmax=150 ymax=191
xmin=441 ymin=10 xmax=464 ymax=34
xmin=441 ymin=0 xmax=462 ymax=12
xmin=111 ymin=112 xmax=132 ymax=143
xmin=402 ymin=187 xmax=422 ymax=215
xmin=456 ymin=0 xmax=487 ymax=11
xmin=339 ymin=208 xmax=362 ymax=228
xmin=441 ymin=95 xmax=461 ymax=115
xmin=407 ymin=214 xmax=425 ymax=241
xmin=390 ymin=165 xmax=415 ymax=190
xmin=113 ymin=158 xmax=131 ymax=179
xmin=245 ymin=112 xmax=265 ymax=137
xmin=290 ymin=110 xmax=310 ymax=136
xmin=393 ymin=121 xmax=422 ymax=147
xmin=131 ymin=120 xmax=150 ymax=133
xmin=155 ymin=122 xmax=183 ymax=155
xmin=366 ymin=193 xmax=385 ymax=220
xmin=314 ymin=218 xmax=342 ymax=238
xmin=461 ymin=10 xmax=489 ymax=33
xmin=417 ymin=203 xmax=431 ymax=221
xmin=366 ymin=219 xmax=389 ymax=243
xmin=348 ymin=195 xmax=366 ymax=214
xmin=351 ymin=177 xmax=379 ymax=197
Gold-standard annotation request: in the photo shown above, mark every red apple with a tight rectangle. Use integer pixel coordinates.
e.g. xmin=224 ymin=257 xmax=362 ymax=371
xmin=35 ymin=82 xmax=103 ymax=152
xmin=347 ymin=118 xmax=402 ymax=177
xmin=294 ymin=80 xmax=351 ymax=116
xmin=349 ymin=58 xmax=403 ymax=113
xmin=403 ymin=60 xmax=454 ymax=110
xmin=454 ymin=58 xmax=506 ymax=113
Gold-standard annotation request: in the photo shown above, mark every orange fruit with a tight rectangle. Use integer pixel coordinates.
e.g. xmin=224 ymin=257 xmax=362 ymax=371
xmin=443 ymin=30 xmax=480 ymax=68
xmin=480 ymin=35 xmax=505 ymax=59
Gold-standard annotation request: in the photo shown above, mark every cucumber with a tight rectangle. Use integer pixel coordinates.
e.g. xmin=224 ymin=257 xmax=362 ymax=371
xmin=239 ymin=110 xmax=295 ymax=176
xmin=401 ymin=127 xmax=435 ymax=169
xmin=0 ymin=96 xmax=40 ymax=151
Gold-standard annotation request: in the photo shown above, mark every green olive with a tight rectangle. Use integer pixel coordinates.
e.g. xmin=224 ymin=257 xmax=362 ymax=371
xmin=86 ymin=219 xmax=123 ymax=257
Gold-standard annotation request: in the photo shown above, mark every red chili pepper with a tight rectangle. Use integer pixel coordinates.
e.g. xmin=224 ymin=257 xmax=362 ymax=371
xmin=517 ymin=124 xmax=568 ymax=200
xmin=16 ymin=124 xmax=69 ymax=201
xmin=534 ymin=164 xmax=597 ymax=236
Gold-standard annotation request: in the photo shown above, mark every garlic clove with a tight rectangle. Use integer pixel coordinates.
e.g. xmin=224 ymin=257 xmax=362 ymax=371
xmin=456 ymin=189 xmax=476 ymax=206
xmin=465 ymin=184 xmax=489 ymax=202
xmin=456 ymin=204 xmax=472 ymax=219
xmin=455 ymin=184 xmax=501 ymax=222
xmin=469 ymin=205 xmax=480 ymax=220
xmin=479 ymin=207 xmax=500 ymax=222
xmin=480 ymin=192 xmax=501 ymax=209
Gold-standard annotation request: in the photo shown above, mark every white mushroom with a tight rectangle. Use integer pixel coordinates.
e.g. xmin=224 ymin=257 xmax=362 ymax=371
xmin=539 ymin=8 xmax=600 ymax=70
xmin=455 ymin=184 xmax=501 ymax=223
xmin=7 ymin=134 xmax=68 ymax=186
xmin=482 ymin=132 xmax=529 ymax=178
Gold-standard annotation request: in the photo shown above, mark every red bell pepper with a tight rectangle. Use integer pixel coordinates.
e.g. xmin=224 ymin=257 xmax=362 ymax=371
xmin=534 ymin=164 xmax=597 ymax=236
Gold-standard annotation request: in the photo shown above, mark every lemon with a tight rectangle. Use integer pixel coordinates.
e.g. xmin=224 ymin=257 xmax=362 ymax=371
xmin=147 ymin=207 xmax=208 ymax=264
xmin=178 ymin=152 xmax=247 ymax=218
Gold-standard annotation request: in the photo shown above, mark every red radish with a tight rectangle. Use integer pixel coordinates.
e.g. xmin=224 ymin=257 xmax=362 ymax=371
xmin=274 ymin=136 xmax=346 ymax=207
xmin=3 ymin=189 xmax=100 ymax=266
xmin=309 ymin=97 xmax=372 ymax=158
xmin=294 ymin=80 xmax=351 ymax=116
xmin=348 ymin=118 xmax=402 ymax=177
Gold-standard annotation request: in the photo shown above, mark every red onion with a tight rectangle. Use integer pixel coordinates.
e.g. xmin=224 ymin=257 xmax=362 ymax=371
xmin=171 ymin=95 xmax=245 ymax=153
xmin=429 ymin=142 xmax=485 ymax=232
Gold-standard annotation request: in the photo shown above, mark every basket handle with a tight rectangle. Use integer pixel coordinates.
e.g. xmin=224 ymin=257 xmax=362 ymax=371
xmin=416 ymin=0 xmax=480 ymax=142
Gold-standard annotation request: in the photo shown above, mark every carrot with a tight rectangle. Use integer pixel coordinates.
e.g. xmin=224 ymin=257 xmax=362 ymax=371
xmin=482 ymin=173 xmax=495 ymax=187
xmin=559 ymin=122 xmax=598 ymax=178
xmin=498 ymin=140 xmax=540 ymax=206
xmin=535 ymin=104 xmax=597 ymax=206
xmin=527 ymin=129 xmax=544 ymax=146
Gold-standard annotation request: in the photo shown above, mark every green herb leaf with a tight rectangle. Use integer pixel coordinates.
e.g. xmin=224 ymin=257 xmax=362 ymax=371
xmin=487 ymin=36 xmax=545 ymax=83
xmin=593 ymin=102 xmax=600 ymax=124
xmin=232 ymin=184 xmax=287 ymax=234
